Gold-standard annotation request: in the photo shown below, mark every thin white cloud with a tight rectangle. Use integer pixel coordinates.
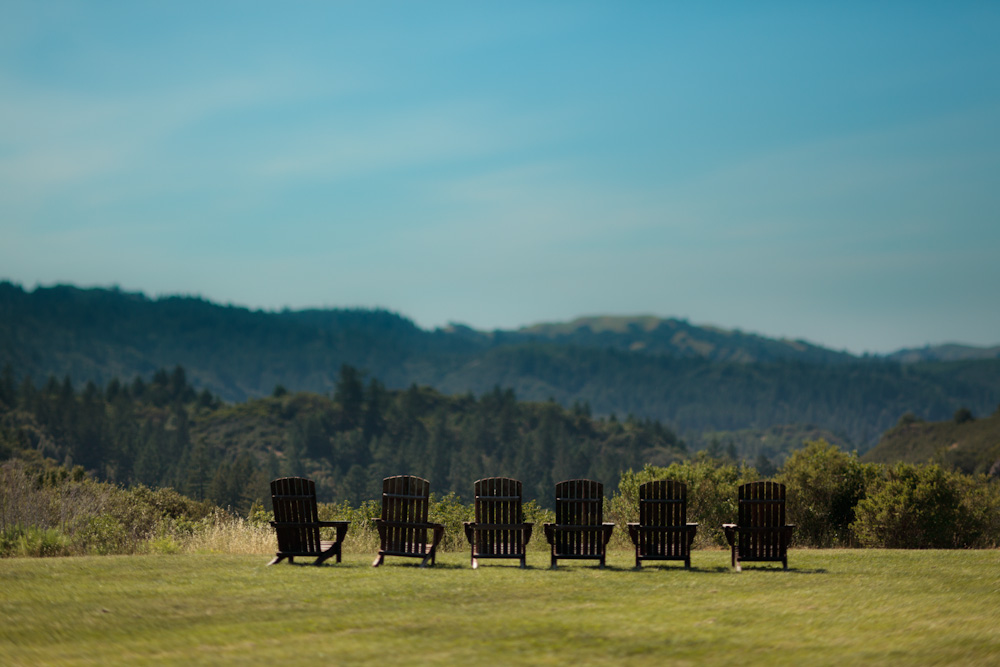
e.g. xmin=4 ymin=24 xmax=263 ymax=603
xmin=0 ymin=72 xmax=321 ymax=213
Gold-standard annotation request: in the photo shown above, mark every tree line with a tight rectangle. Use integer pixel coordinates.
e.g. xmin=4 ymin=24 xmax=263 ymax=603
xmin=0 ymin=364 xmax=686 ymax=512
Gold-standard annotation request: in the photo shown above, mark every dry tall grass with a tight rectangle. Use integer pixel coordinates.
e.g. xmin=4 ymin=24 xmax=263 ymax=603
xmin=176 ymin=512 xmax=276 ymax=555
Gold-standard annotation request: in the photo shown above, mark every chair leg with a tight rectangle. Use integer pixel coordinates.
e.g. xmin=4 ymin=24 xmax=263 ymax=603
xmin=372 ymin=553 xmax=384 ymax=567
xmin=267 ymin=555 xmax=285 ymax=566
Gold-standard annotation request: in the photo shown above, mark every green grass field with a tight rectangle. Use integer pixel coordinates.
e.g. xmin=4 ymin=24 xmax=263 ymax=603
xmin=2 ymin=549 xmax=998 ymax=665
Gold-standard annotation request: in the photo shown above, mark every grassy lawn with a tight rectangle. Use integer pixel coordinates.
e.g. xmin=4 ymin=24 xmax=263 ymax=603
xmin=1 ymin=549 xmax=998 ymax=665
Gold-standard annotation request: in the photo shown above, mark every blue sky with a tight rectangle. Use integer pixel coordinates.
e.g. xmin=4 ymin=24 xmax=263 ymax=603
xmin=2 ymin=2 xmax=998 ymax=354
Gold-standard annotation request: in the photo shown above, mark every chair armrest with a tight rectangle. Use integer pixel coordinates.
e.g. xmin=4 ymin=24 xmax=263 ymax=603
xmin=722 ymin=524 xmax=737 ymax=547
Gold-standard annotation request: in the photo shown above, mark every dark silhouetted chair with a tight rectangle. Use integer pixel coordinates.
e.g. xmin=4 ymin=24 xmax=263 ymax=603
xmin=372 ymin=475 xmax=444 ymax=567
xmin=268 ymin=477 xmax=349 ymax=566
xmin=627 ymin=479 xmax=698 ymax=568
xmin=722 ymin=481 xmax=795 ymax=571
xmin=543 ymin=479 xmax=614 ymax=568
xmin=463 ymin=477 xmax=533 ymax=568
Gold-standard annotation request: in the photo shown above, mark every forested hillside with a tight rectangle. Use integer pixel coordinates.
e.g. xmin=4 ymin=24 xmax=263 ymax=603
xmin=0 ymin=366 xmax=685 ymax=510
xmin=863 ymin=408 xmax=1000 ymax=475
xmin=3 ymin=281 xmax=999 ymax=449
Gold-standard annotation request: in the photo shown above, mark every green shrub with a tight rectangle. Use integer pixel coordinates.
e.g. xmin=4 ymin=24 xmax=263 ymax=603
xmin=319 ymin=499 xmax=381 ymax=553
xmin=0 ymin=525 xmax=70 ymax=557
xmin=71 ymin=514 xmax=130 ymax=555
xmin=147 ymin=536 xmax=182 ymax=554
xmin=429 ymin=492 xmax=474 ymax=552
xmin=851 ymin=463 xmax=1000 ymax=548
xmin=779 ymin=439 xmax=878 ymax=547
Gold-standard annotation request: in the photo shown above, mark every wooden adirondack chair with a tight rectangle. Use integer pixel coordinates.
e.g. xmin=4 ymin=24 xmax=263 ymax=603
xmin=543 ymin=479 xmax=614 ymax=568
xmin=722 ymin=481 xmax=795 ymax=571
xmin=268 ymin=477 xmax=349 ymax=566
xmin=372 ymin=475 xmax=445 ymax=567
xmin=463 ymin=477 xmax=534 ymax=569
xmin=627 ymin=480 xmax=698 ymax=568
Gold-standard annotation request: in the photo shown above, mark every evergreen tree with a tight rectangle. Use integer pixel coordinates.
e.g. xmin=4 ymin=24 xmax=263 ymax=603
xmin=0 ymin=364 xmax=15 ymax=407
xmin=334 ymin=364 xmax=364 ymax=430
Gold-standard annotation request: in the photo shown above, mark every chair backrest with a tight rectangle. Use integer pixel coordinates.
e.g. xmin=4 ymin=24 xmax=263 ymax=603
xmin=475 ymin=477 xmax=524 ymax=525
xmin=555 ymin=479 xmax=604 ymax=525
xmin=553 ymin=479 xmax=605 ymax=557
xmin=736 ymin=481 xmax=787 ymax=561
xmin=737 ymin=481 xmax=786 ymax=528
xmin=638 ymin=479 xmax=687 ymax=527
xmin=380 ymin=475 xmax=431 ymax=554
xmin=271 ymin=477 xmax=321 ymax=553
xmin=473 ymin=477 xmax=525 ymax=556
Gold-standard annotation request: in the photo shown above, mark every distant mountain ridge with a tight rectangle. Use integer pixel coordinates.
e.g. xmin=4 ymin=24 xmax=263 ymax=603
xmin=515 ymin=315 xmax=856 ymax=364
xmin=3 ymin=281 xmax=999 ymax=449
xmin=884 ymin=344 xmax=1000 ymax=363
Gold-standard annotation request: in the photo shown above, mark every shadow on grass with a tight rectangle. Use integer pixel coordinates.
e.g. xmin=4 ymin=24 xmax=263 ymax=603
xmin=627 ymin=564 xmax=828 ymax=574
xmin=371 ymin=561 xmax=468 ymax=570
xmin=733 ymin=566 xmax=829 ymax=574
xmin=630 ymin=565 xmax=728 ymax=573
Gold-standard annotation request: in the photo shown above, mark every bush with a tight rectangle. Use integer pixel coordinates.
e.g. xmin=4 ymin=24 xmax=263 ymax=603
xmin=1 ymin=459 xmax=223 ymax=556
xmin=0 ymin=525 xmax=70 ymax=557
xmin=429 ymin=492 xmax=474 ymax=552
xmin=71 ymin=514 xmax=130 ymax=555
xmin=953 ymin=407 xmax=974 ymax=424
xmin=320 ymin=499 xmax=381 ymax=554
xmin=779 ymin=440 xmax=877 ymax=547
xmin=851 ymin=463 xmax=1000 ymax=548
